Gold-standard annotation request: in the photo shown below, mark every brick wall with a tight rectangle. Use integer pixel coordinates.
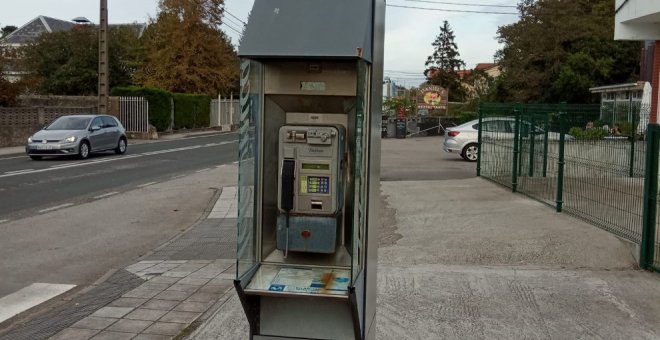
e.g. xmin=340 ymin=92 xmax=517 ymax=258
xmin=0 ymin=106 xmax=98 ymax=147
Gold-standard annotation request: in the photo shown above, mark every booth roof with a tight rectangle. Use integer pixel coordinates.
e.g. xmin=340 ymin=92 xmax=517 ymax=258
xmin=238 ymin=0 xmax=373 ymax=62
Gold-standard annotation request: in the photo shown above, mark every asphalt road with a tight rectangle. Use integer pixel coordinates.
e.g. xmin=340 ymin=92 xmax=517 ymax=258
xmin=0 ymin=132 xmax=238 ymax=221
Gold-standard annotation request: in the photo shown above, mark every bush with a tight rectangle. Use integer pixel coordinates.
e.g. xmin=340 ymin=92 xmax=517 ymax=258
xmin=172 ymin=93 xmax=211 ymax=129
xmin=456 ymin=111 xmax=477 ymax=124
xmin=568 ymin=126 xmax=609 ymax=140
xmin=110 ymin=86 xmax=172 ymax=131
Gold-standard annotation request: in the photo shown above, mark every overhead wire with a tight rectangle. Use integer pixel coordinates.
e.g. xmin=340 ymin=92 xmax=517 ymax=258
xmin=387 ymin=3 xmax=518 ymax=15
xmin=405 ymin=0 xmax=517 ymax=8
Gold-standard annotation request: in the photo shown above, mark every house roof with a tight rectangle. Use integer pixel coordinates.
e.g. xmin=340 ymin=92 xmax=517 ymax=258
xmin=1 ymin=16 xmax=147 ymax=45
xmin=1 ymin=16 xmax=75 ymax=45
xmin=589 ymin=81 xmax=645 ymax=93
xmin=475 ymin=63 xmax=497 ymax=71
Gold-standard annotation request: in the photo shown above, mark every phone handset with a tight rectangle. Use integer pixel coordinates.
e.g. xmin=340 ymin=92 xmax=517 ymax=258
xmin=281 ymin=159 xmax=295 ymax=257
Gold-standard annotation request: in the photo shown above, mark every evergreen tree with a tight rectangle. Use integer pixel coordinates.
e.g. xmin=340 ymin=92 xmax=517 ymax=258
xmin=138 ymin=0 xmax=239 ymax=96
xmin=424 ymin=21 xmax=466 ymax=102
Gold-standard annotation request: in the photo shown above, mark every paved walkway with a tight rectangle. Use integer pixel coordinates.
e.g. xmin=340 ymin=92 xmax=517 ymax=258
xmin=189 ymin=177 xmax=660 ymax=339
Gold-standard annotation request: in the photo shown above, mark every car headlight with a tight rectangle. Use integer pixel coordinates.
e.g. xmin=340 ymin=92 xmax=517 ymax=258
xmin=63 ymin=136 xmax=77 ymax=143
xmin=28 ymin=137 xmax=32 ymax=143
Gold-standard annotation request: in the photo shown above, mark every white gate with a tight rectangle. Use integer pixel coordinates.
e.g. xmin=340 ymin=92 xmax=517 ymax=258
xmin=211 ymin=95 xmax=240 ymax=130
xmin=118 ymin=97 xmax=149 ymax=133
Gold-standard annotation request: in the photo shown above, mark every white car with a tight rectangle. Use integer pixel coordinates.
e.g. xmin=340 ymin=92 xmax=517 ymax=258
xmin=443 ymin=117 xmax=568 ymax=162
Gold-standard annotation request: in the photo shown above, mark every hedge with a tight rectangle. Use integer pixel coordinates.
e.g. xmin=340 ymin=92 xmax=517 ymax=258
xmin=172 ymin=93 xmax=211 ymax=129
xmin=110 ymin=86 xmax=172 ymax=131
xmin=110 ymin=86 xmax=213 ymax=131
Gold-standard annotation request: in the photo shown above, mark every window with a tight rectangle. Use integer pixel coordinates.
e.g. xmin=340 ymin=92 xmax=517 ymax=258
xmin=90 ymin=117 xmax=104 ymax=129
xmin=481 ymin=120 xmax=512 ymax=133
xmin=101 ymin=116 xmax=118 ymax=128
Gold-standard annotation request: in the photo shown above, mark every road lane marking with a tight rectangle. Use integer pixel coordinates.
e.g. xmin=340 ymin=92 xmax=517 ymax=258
xmin=4 ymin=169 xmax=35 ymax=174
xmin=38 ymin=203 xmax=74 ymax=213
xmin=0 ymin=140 xmax=239 ymax=179
xmin=232 ymin=161 xmax=239 ymax=164
xmin=0 ymin=219 xmax=8 ymax=224
xmin=196 ymin=168 xmax=211 ymax=173
xmin=93 ymin=192 xmax=119 ymax=199
xmin=138 ymin=182 xmax=158 ymax=188
xmin=0 ymin=283 xmax=76 ymax=323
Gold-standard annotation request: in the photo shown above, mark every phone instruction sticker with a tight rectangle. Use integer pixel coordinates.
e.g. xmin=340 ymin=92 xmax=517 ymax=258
xmin=268 ymin=267 xmax=350 ymax=295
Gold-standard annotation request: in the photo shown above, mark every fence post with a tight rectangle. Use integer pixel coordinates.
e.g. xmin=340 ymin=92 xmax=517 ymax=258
xmin=556 ymin=102 xmax=567 ymax=213
xmin=542 ymin=112 xmax=549 ymax=177
xmin=528 ymin=114 xmax=536 ymax=177
xmin=641 ymin=123 xmax=659 ymax=270
xmin=477 ymin=103 xmax=483 ymax=177
xmin=512 ymin=103 xmax=521 ymax=193
xmin=628 ymin=132 xmax=636 ymax=178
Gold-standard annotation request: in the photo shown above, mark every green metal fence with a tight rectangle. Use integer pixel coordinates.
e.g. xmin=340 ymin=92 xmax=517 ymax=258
xmin=479 ymin=102 xmax=658 ymax=271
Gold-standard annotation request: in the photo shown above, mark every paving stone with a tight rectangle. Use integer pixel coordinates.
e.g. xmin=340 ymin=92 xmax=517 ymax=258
xmin=167 ymin=283 xmax=201 ymax=293
xmin=215 ymin=273 xmax=234 ymax=280
xmin=154 ymin=290 xmax=193 ymax=301
xmin=187 ymin=260 xmax=213 ymax=264
xmin=124 ymin=308 xmax=169 ymax=321
xmin=187 ymin=270 xmax=222 ymax=279
xmin=140 ymin=299 xmax=179 ymax=310
xmin=161 ymin=271 xmax=192 ymax=278
xmin=122 ymin=288 xmax=162 ymax=299
xmin=107 ymin=319 xmax=153 ymax=333
xmin=143 ymin=322 xmax=188 ymax=336
xmin=186 ymin=292 xmax=218 ymax=302
xmin=50 ymin=328 xmax=100 ymax=340
xmin=90 ymin=331 xmax=137 ymax=340
xmin=133 ymin=334 xmax=171 ymax=340
xmin=109 ymin=297 xmax=148 ymax=308
xmin=126 ymin=263 xmax=158 ymax=272
xmin=146 ymin=276 xmax=180 ymax=285
xmin=174 ymin=300 xmax=215 ymax=313
xmin=92 ymin=306 xmax=134 ymax=318
xmin=198 ymin=284 xmax=233 ymax=294
xmin=71 ymin=316 xmax=119 ymax=330
xmin=159 ymin=310 xmax=202 ymax=324
xmin=138 ymin=282 xmax=172 ymax=291
xmin=208 ymin=277 xmax=234 ymax=286
xmin=177 ymin=277 xmax=211 ymax=285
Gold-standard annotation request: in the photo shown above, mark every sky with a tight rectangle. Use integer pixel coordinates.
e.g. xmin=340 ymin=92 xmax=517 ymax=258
xmin=0 ymin=0 xmax=520 ymax=88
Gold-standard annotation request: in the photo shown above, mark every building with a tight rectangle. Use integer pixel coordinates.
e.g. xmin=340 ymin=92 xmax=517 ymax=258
xmin=589 ymin=81 xmax=652 ymax=133
xmin=615 ymin=0 xmax=660 ymax=123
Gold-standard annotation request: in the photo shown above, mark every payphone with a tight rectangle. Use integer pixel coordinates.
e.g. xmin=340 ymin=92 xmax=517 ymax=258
xmin=277 ymin=125 xmax=346 ymax=254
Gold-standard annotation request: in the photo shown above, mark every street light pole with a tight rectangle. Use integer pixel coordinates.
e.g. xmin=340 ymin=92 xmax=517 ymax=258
xmin=98 ymin=0 xmax=109 ymax=114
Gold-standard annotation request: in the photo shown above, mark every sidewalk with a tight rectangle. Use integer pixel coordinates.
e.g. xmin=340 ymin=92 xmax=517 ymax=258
xmin=189 ymin=177 xmax=660 ymax=339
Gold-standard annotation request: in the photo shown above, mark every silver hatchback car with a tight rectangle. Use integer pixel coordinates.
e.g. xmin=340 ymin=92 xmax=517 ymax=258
xmin=443 ymin=117 xmax=567 ymax=162
xmin=26 ymin=114 xmax=128 ymax=160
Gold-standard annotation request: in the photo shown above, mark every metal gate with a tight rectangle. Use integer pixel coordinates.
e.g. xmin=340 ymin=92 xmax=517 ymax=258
xmin=118 ymin=97 xmax=149 ymax=133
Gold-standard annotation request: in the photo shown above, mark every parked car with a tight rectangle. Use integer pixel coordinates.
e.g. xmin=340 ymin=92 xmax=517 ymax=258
xmin=443 ymin=117 xmax=571 ymax=162
xmin=26 ymin=114 xmax=127 ymax=160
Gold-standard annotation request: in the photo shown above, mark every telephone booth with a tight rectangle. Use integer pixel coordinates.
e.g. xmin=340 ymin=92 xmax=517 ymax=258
xmin=234 ymin=0 xmax=385 ymax=339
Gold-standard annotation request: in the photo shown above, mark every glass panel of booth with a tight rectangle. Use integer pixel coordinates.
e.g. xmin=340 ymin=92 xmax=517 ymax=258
xmin=236 ymin=59 xmax=263 ymax=280
xmin=352 ymin=60 xmax=370 ymax=283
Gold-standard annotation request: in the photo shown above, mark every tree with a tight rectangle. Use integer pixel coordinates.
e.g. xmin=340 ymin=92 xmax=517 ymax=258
xmin=21 ymin=25 xmax=144 ymax=95
xmin=0 ymin=46 xmax=22 ymax=106
xmin=1 ymin=25 xmax=17 ymax=39
xmin=138 ymin=0 xmax=239 ymax=96
xmin=424 ymin=21 xmax=466 ymax=102
xmin=494 ymin=0 xmax=641 ymax=103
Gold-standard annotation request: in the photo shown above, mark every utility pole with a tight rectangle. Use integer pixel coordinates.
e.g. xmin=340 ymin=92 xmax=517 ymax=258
xmin=98 ymin=0 xmax=109 ymax=114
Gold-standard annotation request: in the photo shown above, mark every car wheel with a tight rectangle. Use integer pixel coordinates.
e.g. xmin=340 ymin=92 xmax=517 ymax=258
xmin=461 ymin=143 xmax=478 ymax=162
xmin=115 ymin=137 xmax=127 ymax=154
xmin=78 ymin=140 xmax=90 ymax=159
xmin=29 ymin=155 xmax=42 ymax=160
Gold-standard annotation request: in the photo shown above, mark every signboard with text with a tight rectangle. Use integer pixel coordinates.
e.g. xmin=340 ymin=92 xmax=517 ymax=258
xmin=417 ymin=85 xmax=448 ymax=110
